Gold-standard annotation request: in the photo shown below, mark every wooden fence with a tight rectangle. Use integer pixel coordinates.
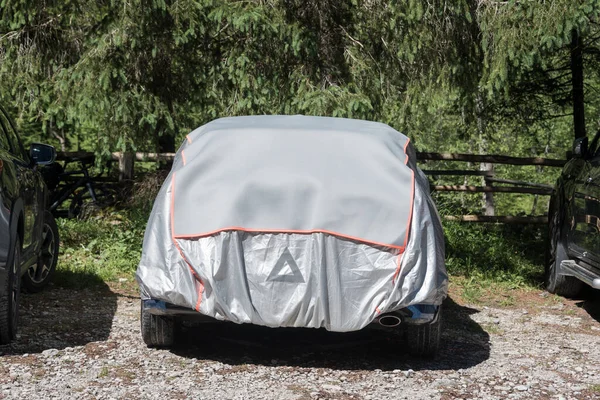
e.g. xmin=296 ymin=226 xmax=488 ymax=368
xmin=56 ymin=151 xmax=565 ymax=224
xmin=417 ymin=152 xmax=563 ymax=224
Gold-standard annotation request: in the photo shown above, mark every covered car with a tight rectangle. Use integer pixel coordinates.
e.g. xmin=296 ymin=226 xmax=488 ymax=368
xmin=136 ymin=115 xmax=447 ymax=356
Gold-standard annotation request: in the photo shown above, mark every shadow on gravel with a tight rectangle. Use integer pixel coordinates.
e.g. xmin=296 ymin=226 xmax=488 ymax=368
xmin=170 ymin=296 xmax=490 ymax=371
xmin=0 ymin=270 xmax=118 ymax=356
xmin=575 ymin=286 xmax=600 ymax=323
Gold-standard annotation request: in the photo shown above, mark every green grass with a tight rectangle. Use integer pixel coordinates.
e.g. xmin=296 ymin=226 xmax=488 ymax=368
xmin=54 ymin=171 xmax=167 ymax=288
xmin=54 ymin=194 xmax=154 ymax=288
xmin=98 ymin=366 xmax=109 ymax=378
xmin=56 ymin=210 xmax=144 ymax=287
xmin=443 ymin=220 xmax=548 ymax=304
xmin=481 ymin=323 xmax=504 ymax=335
xmin=444 ymin=221 xmax=546 ymax=287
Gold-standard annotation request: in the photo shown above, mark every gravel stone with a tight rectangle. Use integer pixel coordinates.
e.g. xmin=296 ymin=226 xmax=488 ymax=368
xmin=1 ymin=287 xmax=599 ymax=399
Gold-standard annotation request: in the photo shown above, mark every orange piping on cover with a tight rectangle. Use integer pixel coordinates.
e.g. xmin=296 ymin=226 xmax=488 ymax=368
xmin=392 ymin=138 xmax=415 ymax=283
xmin=403 ymin=139 xmax=410 ymax=165
xmin=181 ymin=150 xmax=186 ymax=166
xmin=186 ymin=135 xmax=192 ymax=144
xmin=392 ymin=250 xmax=404 ymax=283
xmin=402 ymin=170 xmax=415 ymax=251
xmin=375 ymin=306 xmax=382 ymax=315
xmin=170 ymin=173 xmax=204 ymax=311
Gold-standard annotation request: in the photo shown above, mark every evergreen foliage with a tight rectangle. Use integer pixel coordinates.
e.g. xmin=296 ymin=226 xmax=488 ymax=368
xmin=1 ymin=0 xmax=599 ymax=164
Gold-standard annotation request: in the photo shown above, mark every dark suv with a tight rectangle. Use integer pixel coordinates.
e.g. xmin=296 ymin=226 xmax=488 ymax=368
xmin=0 ymin=104 xmax=59 ymax=344
xmin=547 ymin=132 xmax=600 ymax=297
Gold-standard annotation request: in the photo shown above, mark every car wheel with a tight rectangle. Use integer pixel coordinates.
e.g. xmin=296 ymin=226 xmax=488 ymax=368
xmin=404 ymin=306 xmax=442 ymax=358
xmin=140 ymin=300 xmax=176 ymax=347
xmin=23 ymin=211 xmax=59 ymax=293
xmin=0 ymin=238 xmax=21 ymax=344
xmin=545 ymin=196 xmax=583 ymax=297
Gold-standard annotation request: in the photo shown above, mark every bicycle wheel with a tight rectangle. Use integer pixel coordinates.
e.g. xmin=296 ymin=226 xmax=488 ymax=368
xmin=69 ymin=184 xmax=117 ymax=218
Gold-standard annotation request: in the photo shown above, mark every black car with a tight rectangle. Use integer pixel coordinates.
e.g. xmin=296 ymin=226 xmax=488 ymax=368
xmin=547 ymin=132 xmax=600 ymax=297
xmin=0 ymin=104 xmax=59 ymax=344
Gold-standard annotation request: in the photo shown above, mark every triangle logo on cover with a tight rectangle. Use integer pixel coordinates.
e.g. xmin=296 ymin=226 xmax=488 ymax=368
xmin=267 ymin=248 xmax=305 ymax=283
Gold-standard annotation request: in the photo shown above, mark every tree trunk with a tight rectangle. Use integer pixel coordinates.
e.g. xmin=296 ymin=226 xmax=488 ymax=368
xmin=156 ymin=119 xmax=175 ymax=170
xmin=118 ymin=152 xmax=134 ymax=181
xmin=571 ymin=29 xmax=586 ymax=139
xmin=48 ymin=120 xmax=68 ymax=152
xmin=476 ymin=93 xmax=494 ymax=216
xmin=157 ymin=129 xmax=175 ymax=154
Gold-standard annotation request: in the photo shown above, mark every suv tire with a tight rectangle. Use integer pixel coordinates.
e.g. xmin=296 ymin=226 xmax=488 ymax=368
xmin=140 ymin=300 xmax=176 ymax=347
xmin=23 ymin=211 xmax=59 ymax=293
xmin=404 ymin=306 xmax=442 ymax=358
xmin=0 ymin=238 xmax=21 ymax=344
xmin=546 ymin=196 xmax=583 ymax=297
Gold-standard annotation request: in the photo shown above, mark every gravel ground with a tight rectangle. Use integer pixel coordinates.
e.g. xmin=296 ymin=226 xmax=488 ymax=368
xmin=1 ymin=283 xmax=600 ymax=400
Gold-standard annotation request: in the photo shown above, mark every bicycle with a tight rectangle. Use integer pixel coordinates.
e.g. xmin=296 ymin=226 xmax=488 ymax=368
xmin=42 ymin=155 xmax=117 ymax=219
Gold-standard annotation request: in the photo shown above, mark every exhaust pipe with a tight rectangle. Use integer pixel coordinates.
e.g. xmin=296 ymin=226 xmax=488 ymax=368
xmin=378 ymin=315 xmax=401 ymax=328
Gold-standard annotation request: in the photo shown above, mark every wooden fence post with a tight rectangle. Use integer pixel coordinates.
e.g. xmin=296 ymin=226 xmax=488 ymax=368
xmin=483 ymin=165 xmax=495 ymax=216
xmin=117 ymin=152 xmax=134 ymax=181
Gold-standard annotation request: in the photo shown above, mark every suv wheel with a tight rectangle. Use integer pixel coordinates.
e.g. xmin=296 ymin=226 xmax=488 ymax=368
xmin=0 ymin=238 xmax=21 ymax=344
xmin=546 ymin=196 xmax=583 ymax=297
xmin=404 ymin=306 xmax=442 ymax=358
xmin=140 ymin=300 xmax=176 ymax=347
xmin=23 ymin=211 xmax=59 ymax=293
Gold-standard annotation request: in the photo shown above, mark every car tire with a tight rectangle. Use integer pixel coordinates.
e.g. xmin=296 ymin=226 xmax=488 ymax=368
xmin=545 ymin=196 xmax=583 ymax=297
xmin=140 ymin=300 xmax=175 ymax=347
xmin=0 ymin=237 xmax=21 ymax=344
xmin=404 ymin=306 xmax=442 ymax=358
xmin=22 ymin=211 xmax=59 ymax=293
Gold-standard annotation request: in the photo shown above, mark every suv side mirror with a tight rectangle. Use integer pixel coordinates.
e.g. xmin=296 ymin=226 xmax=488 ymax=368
xmin=573 ymin=136 xmax=588 ymax=158
xmin=30 ymin=143 xmax=56 ymax=166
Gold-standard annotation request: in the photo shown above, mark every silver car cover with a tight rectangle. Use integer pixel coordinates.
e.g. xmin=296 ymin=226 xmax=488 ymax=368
xmin=136 ymin=115 xmax=447 ymax=332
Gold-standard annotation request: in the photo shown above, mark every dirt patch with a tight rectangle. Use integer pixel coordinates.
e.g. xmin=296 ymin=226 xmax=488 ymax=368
xmin=83 ymin=341 xmax=118 ymax=358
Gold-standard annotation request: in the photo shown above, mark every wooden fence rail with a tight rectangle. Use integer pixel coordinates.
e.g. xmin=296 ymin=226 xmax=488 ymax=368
xmin=56 ymin=150 xmax=563 ymax=224
xmin=443 ymin=215 xmax=548 ymax=224
xmin=417 ymin=152 xmax=562 ymax=224
xmin=431 ymin=185 xmax=552 ymax=195
xmin=57 ymin=151 xmax=176 ymax=161
xmin=416 ymin=152 xmax=566 ymax=167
